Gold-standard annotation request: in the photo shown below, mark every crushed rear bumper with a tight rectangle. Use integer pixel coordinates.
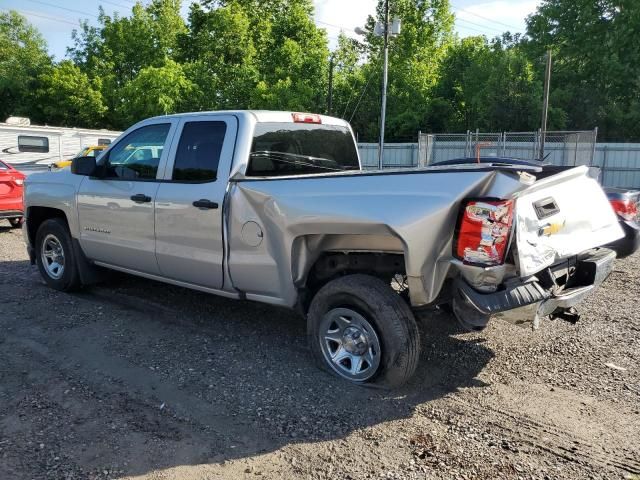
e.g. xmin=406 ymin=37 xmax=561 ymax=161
xmin=452 ymin=248 xmax=616 ymax=329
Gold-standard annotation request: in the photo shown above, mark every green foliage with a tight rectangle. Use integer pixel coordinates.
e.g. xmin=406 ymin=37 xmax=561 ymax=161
xmin=2 ymin=0 xmax=640 ymax=141
xmin=33 ymin=61 xmax=106 ymax=128
xmin=524 ymin=0 xmax=640 ymax=139
xmin=116 ymin=59 xmax=196 ymax=125
xmin=430 ymin=36 xmax=545 ymax=132
xmin=0 ymin=11 xmax=51 ymax=121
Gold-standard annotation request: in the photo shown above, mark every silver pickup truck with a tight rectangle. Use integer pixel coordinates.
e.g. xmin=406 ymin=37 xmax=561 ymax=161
xmin=23 ymin=111 xmax=624 ymax=387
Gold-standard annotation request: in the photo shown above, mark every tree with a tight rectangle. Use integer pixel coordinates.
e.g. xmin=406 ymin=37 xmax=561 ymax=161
xmin=524 ymin=0 xmax=640 ymax=139
xmin=250 ymin=0 xmax=329 ymax=111
xmin=116 ymin=59 xmax=196 ymax=125
xmin=33 ymin=61 xmax=106 ymax=128
xmin=0 ymin=11 xmax=51 ymax=121
xmin=68 ymin=0 xmax=187 ymax=128
xmin=341 ymin=0 xmax=455 ymax=141
xmin=178 ymin=1 xmax=258 ymax=110
xmin=430 ymin=36 xmax=546 ymax=133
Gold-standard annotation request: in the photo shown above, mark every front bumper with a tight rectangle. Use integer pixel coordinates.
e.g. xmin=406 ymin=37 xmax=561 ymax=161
xmin=453 ymin=248 xmax=616 ymax=329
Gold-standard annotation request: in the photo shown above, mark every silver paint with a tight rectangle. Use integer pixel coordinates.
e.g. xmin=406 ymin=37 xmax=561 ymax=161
xmin=23 ymin=111 xmax=625 ymax=314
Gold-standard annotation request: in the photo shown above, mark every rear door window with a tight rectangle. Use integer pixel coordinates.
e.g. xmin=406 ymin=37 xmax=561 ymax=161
xmin=171 ymin=121 xmax=227 ymax=182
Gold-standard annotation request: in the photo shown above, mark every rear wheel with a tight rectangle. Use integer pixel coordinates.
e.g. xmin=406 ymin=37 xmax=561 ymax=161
xmin=35 ymin=218 xmax=81 ymax=291
xmin=307 ymin=274 xmax=420 ymax=388
xmin=8 ymin=218 xmax=21 ymax=228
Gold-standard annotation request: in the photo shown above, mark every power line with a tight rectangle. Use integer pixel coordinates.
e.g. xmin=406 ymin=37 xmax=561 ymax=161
xmin=451 ymin=2 xmax=522 ymax=31
xmin=316 ymin=6 xmax=523 ymax=39
xmin=24 ymin=0 xmax=99 ymax=19
xmin=454 ymin=21 xmax=499 ymax=36
xmin=2 ymin=8 xmax=81 ymax=27
xmin=455 ymin=16 xmax=511 ymax=34
xmin=99 ymin=0 xmax=136 ymax=10
xmin=316 ymin=19 xmax=357 ymax=34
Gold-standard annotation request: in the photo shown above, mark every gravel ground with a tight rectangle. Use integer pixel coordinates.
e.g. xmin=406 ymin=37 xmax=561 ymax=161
xmin=0 ymin=221 xmax=638 ymax=480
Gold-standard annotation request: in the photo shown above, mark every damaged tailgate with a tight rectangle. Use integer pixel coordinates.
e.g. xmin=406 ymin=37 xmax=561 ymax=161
xmin=514 ymin=166 xmax=624 ymax=277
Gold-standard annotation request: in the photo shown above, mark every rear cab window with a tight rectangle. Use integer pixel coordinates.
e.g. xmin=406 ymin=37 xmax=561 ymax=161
xmin=247 ymin=122 xmax=360 ymax=176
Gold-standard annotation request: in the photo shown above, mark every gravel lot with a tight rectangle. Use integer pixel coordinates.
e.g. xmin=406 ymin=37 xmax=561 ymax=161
xmin=0 ymin=221 xmax=638 ymax=480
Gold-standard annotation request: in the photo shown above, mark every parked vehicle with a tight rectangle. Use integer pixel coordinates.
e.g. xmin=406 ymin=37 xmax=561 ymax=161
xmin=0 ymin=159 xmax=25 ymax=227
xmin=50 ymin=145 xmax=108 ymax=170
xmin=22 ymin=111 xmax=624 ymax=387
xmin=604 ymin=188 xmax=640 ymax=258
xmin=0 ymin=116 xmax=120 ymax=171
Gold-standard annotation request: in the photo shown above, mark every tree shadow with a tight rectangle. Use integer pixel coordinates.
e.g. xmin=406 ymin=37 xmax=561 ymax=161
xmin=0 ymin=260 xmax=495 ymax=478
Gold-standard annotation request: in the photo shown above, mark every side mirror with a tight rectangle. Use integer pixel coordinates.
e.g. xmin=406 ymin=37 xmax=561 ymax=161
xmin=71 ymin=156 xmax=98 ymax=176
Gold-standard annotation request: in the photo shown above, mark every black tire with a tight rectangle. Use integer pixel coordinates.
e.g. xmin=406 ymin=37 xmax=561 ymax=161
xmin=307 ymin=274 xmax=420 ymax=388
xmin=8 ymin=218 xmax=22 ymax=228
xmin=35 ymin=218 xmax=81 ymax=292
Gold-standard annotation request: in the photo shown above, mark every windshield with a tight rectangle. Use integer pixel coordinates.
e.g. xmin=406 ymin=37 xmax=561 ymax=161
xmin=247 ymin=122 xmax=360 ymax=176
xmin=73 ymin=148 xmax=89 ymax=159
xmin=73 ymin=147 xmax=104 ymax=159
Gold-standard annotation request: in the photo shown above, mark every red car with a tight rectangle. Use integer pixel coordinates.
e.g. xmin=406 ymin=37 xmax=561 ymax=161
xmin=0 ymin=160 xmax=25 ymax=228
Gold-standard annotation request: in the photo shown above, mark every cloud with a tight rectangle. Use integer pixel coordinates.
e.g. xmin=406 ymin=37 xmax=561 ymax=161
xmin=313 ymin=0 xmax=377 ymax=46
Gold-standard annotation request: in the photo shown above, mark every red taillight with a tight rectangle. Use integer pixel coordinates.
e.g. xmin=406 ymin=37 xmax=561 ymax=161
xmin=292 ymin=112 xmax=322 ymax=124
xmin=455 ymin=199 xmax=514 ymax=266
xmin=610 ymin=199 xmax=638 ymax=222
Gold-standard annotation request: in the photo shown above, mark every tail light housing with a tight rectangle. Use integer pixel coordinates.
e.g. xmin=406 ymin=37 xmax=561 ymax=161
xmin=454 ymin=199 xmax=514 ymax=266
xmin=610 ymin=198 xmax=638 ymax=222
xmin=292 ymin=112 xmax=322 ymax=124
xmin=13 ymin=177 xmax=24 ymax=186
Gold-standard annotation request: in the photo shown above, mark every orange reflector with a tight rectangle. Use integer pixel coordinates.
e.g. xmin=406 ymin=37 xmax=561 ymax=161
xmin=292 ymin=112 xmax=322 ymax=124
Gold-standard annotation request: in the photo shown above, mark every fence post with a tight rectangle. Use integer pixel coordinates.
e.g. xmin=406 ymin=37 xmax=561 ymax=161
xmin=465 ymin=130 xmax=470 ymax=157
xmin=591 ymin=127 xmax=598 ymax=167
xmin=602 ymin=145 xmax=608 ymax=186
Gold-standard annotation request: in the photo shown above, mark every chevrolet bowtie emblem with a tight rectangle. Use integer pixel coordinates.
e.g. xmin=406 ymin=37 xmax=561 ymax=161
xmin=538 ymin=221 xmax=565 ymax=237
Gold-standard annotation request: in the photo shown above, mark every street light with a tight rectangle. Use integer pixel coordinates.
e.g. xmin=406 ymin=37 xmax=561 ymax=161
xmin=355 ymin=1 xmax=400 ymax=169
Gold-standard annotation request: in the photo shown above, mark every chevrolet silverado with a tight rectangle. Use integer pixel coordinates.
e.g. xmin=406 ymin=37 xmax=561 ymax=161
xmin=23 ymin=111 xmax=624 ymax=387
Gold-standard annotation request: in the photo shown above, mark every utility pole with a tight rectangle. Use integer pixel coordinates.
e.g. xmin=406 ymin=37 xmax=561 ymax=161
xmin=378 ymin=0 xmax=390 ymax=169
xmin=327 ymin=53 xmax=335 ymax=116
xmin=540 ymin=49 xmax=552 ymax=161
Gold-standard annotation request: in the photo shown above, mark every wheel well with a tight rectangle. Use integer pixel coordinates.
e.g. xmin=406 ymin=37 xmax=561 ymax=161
xmin=27 ymin=207 xmax=68 ymax=247
xmin=300 ymin=252 xmax=407 ymax=312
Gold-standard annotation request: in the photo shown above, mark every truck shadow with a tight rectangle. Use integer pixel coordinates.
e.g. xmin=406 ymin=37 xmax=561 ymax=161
xmin=1 ymin=260 xmax=494 ymax=478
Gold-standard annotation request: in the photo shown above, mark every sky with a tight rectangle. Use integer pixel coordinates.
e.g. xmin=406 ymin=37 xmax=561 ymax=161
xmin=0 ymin=0 xmax=541 ymax=60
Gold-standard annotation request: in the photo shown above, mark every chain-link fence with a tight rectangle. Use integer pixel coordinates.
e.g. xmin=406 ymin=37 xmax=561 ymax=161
xmin=416 ymin=129 xmax=598 ymax=167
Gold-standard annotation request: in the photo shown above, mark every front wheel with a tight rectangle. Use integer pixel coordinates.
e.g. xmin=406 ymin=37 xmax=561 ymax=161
xmin=35 ymin=218 xmax=81 ymax=291
xmin=307 ymin=274 xmax=421 ymax=388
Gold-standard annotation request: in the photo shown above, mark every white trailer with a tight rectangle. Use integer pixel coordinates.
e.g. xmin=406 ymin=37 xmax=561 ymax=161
xmin=0 ymin=117 xmax=121 ymax=171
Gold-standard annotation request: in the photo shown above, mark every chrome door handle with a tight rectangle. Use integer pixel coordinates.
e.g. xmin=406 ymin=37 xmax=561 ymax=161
xmin=130 ymin=194 xmax=151 ymax=203
xmin=192 ymin=199 xmax=219 ymax=209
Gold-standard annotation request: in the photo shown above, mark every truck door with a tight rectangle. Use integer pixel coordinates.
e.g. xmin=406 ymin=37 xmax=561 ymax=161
xmin=154 ymin=115 xmax=238 ymax=289
xmin=77 ymin=120 xmax=178 ymax=274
